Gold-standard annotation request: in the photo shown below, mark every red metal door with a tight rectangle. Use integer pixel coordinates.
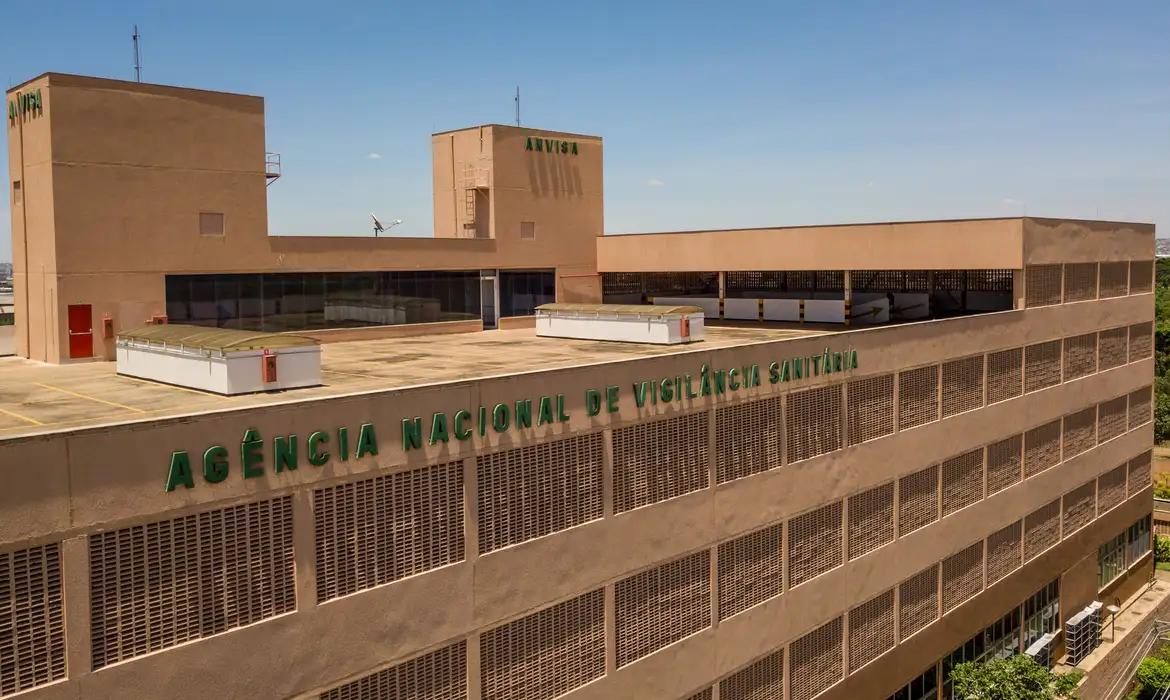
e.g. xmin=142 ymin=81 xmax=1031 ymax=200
xmin=67 ymin=304 xmax=93 ymax=359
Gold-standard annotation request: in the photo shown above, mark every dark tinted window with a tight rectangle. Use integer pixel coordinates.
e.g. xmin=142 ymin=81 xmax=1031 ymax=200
xmin=500 ymin=269 xmax=556 ymax=317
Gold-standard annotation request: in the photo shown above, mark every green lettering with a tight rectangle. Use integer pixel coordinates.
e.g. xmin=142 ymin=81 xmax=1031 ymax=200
xmin=402 ymin=418 xmax=423 ymax=451
xmin=729 ymin=368 xmax=740 ymax=391
xmin=833 ymin=352 xmax=842 ymax=372
xmin=571 ymin=142 xmax=578 ymax=155
xmin=515 ymin=399 xmax=533 ymax=429
xmin=493 ymin=403 xmax=510 ymax=432
xmin=454 ymin=410 xmax=472 ymax=440
xmin=850 ymin=349 xmax=859 ymax=369
xmin=478 ymin=406 xmax=488 ymax=436
xmin=661 ymin=378 xmax=674 ymax=402
xmin=308 ymin=431 xmax=330 ymax=466
xmin=241 ymin=429 xmax=264 ymax=478
xmin=685 ymin=374 xmax=698 ymax=399
xmin=585 ymin=389 xmax=602 ymax=416
xmin=748 ymin=364 xmax=760 ymax=387
xmin=338 ymin=426 xmax=350 ymax=461
xmin=781 ymin=360 xmax=791 ymax=382
xmin=356 ymin=423 xmax=378 ymax=458
xmin=525 ymin=137 xmax=533 ymax=151
xmin=165 ymin=451 xmax=195 ymax=492
xmin=700 ymin=365 xmax=712 ymax=396
xmin=714 ymin=370 xmax=726 ymax=394
xmin=634 ymin=382 xmax=650 ymax=408
xmin=605 ymin=386 xmax=620 ymax=413
xmin=556 ymin=394 xmax=570 ymax=422
xmin=769 ymin=361 xmax=780 ymax=384
xmin=429 ymin=413 xmax=449 ymax=445
xmin=203 ymin=446 xmax=229 ymax=483
xmin=794 ymin=358 xmax=803 ymax=379
xmin=273 ymin=435 xmax=298 ymax=473
xmin=538 ymin=396 xmax=555 ymax=425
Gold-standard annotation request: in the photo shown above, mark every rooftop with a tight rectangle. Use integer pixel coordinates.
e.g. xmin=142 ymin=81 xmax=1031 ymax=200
xmin=0 ymin=324 xmax=835 ymax=441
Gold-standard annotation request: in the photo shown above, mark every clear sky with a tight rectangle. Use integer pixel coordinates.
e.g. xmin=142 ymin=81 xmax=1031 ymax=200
xmin=1 ymin=0 xmax=1168 ymax=261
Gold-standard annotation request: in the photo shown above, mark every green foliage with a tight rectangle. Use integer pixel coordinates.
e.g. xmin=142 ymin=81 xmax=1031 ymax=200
xmin=950 ymin=654 xmax=1081 ymax=699
xmin=1157 ymin=535 xmax=1170 ymax=564
xmin=1134 ymin=657 xmax=1170 ymax=699
xmin=1155 ymin=263 xmax=1170 ymax=444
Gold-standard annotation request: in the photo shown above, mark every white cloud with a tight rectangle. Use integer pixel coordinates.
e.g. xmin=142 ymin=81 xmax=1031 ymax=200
xmin=866 ymin=181 xmax=874 ymax=188
xmin=367 ymin=153 xmax=382 ymax=160
xmin=1001 ymin=198 xmax=1019 ymax=204
xmin=647 ymin=178 xmax=663 ymax=186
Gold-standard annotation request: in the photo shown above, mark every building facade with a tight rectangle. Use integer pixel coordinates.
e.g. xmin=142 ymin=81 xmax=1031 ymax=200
xmin=0 ymin=73 xmax=1159 ymax=700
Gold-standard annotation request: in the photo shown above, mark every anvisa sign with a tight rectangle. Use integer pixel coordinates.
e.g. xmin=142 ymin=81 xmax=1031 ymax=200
xmin=525 ymin=136 xmax=578 ymax=155
xmin=8 ymin=88 xmax=43 ymax=125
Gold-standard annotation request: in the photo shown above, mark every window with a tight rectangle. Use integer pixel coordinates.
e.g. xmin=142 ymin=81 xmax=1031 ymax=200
xmin=11 ymin=180 xmax=21 ymax=206
xmin=887 ymin=664 xmax=938 ymax=700
xmin=942 ymin=609 xmax=1020 ymax=698
xmin=499 ymin=269 xmax=556 ymax=317
xmin=1129 ymin=515 xmax=1152 ymax=565
xmin=520 ymin=221 xmax=536 ymax=240
xmin=1024 ymin=579 xmax=1060 ymax=649
xmin=1099 ymin=531 xmax=1127 ymax=589
xmin=199 ymin=211 xmax=225 ymax=236
xmin=165 ymin=271 xmax=481 ymax=331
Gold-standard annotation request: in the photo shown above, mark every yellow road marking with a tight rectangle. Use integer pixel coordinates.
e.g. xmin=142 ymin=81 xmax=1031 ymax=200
xmin=33 ymin=382 xmax=146 ymax=413
xmin=117 ymin=374 xmax=231 ymax=399
xmin=0 ymin=407 xmax=43 ymax=426
xmin=321 ymin=368 xmax=380 ymax=380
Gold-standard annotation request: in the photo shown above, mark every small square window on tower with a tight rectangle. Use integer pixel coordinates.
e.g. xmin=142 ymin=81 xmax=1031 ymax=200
xmin=520 ymin=221 xmax=536 ymax=240
xmin=200 ymin=212 xmax=225 ymax=236
xmin=12 ymin=180 xmax=21 ymax=206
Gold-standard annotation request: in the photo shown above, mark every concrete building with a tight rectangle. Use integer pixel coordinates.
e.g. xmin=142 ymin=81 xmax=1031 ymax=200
xmin=0 ymin=73 xmax=1158 ymax=700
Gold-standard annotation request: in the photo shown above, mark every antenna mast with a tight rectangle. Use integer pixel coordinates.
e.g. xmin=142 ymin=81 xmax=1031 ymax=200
xmin=132 ymin=25 xmax=142 ymax=82
xmin=515 ymin=86 xmax=520 ymax=127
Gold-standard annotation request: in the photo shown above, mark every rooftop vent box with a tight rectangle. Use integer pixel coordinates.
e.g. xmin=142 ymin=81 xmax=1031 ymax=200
xmin=535 ymin=303 xmax=704 ymax=345
xmin=116 ymin=325 xmax=322 ymax=395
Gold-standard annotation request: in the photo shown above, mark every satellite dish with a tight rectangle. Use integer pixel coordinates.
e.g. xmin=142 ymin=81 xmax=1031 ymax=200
xmin=371 ymin=213 xmax=386 ymax=234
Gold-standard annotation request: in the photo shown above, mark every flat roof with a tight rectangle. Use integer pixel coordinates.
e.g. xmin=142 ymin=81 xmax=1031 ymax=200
xmin=117 ymin=325 xmax=320 ymax=352
xmin=0 ymin=324 xmax=836 ymax=441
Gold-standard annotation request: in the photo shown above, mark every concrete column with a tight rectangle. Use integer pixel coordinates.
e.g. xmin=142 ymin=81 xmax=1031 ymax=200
xmin=1014 ymin=269 xmax=1026 ymax=309
xmin=718 ymin=271 xmax=726 ymax=300
xmin=602 ymin=428 xmax=614 ymax=518
xmin=843 ymin=270 xmax=853 ymax=327
xmin=467 ymin=633 xmax=483 ymax=700
xmin=463 ymin=456 xmax=479 ymax=560
xmin=605 ymin=583 xmax=617 ymax=673
xmin=292 ymin=489 xmax=317 ymax=611
xmin=62 ymin=535 xmax=92 ymax=679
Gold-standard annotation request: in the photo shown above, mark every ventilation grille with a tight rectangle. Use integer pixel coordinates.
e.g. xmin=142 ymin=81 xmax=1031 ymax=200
xmin=1063 ymin=407 xmax=1097 ymax=459
xmin=315 ymin=462 xmax=464 ymax=602
xmin=615 ymin=551 xmax=710 ymax=668
xmin=897 ymin=365 xmax=940 ymax=430
xmin=1024 ymin=500 xmax=1061 ymax=561
xmin=1129 ymin=451 xmax=1153 ymax=495
xmin=848 ymin=589 xmax=894 ymax=672
xmin=1063 ymin=333 xmax=1098 ymax=381
xmin=718 ymin=524 xmax=783 ymax=621
xmin=720 ymin=650 xmax=783 ymax=700
xmin=787 ymin=385 xmax=843 ymax=463
xmin=898 ymin=564 xmax=939 ymax=640
xmin=1130 ymin=322 xmax=1154 ymax=362
xmin=480 ymin=590 xmax=605 ymax=700
xmin=986 ymin=520 xmax=1022 ymax=585
xmin=898 ymin=465 xmax=939 ymax=536
xmin=716 ymin=398 xmax=782 ymax=484
xmin=1062 ymin=263 xmax=1098 ymax=303
xmin=1130 ymin=260 xmax=1154 ymax=294
xmin=1024 ymin=341 xmax=1062 ymax=393
xmin=614 ymin=412 xmax=708 ymax=513
xmin=986 ymin=434 xmax=1022 ymax=496
xmin=320 ymin=641 xmax=467 ymax=700
xmin=941 ymin=356 xmax=984 ymax=418
xmin=789 ymin=502 xmax=843 ymax=588
xmin=477 ymin=434 xmax=602 ymax=555
xmin=1024 ymin=420 xmax=1062 ymax=478
xmin=1025 ymin=265 xmax=1062 ymax=307
xmin=986 ymin=348 xmax=1023 ymax=405
xmin=684 ymin=689 xmax=714 ymax=700
xmin=89 ymin=497 xmax=295 ymax=669
xmin=1130 ymin=386 xmax=1153 ymax=428
xmin=846 ymin=374 xmax=895 ymax=445
xmin=1098 ymin=396 xmax=1129 ymax=443
xmin=1097 ymin=464 xmax=1128 ymax=514
xmin=941 ymin=448 xmax=985 ymax=517
xmin=1062 ymin=481 xmax=1097 ymax=536
xmin=941 ymin=541 xmax=984 ymax=613
xmin=1098 ymin=327 xmax=1130 ymax=371
xmin=848 ymin=482 xmax=894 ymax=560
xmin=790 ymin=617 xmax=843 ymax=700
xmin=0 ymin=543 xmax=65 ymax=696
xmin=1099 ymin=262 xmax=1129 ymax=298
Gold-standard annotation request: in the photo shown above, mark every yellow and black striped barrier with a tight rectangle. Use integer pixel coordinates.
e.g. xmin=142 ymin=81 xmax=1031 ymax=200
xmin=757 ymin=298 xmax=765 ymax=322
xmin=798 ymin=299 xmax=805 ymax=324
xmin=718 ymin=298 xmax=725 ymax=320
xmin=844 ymin=298 xmax=852 ymax=327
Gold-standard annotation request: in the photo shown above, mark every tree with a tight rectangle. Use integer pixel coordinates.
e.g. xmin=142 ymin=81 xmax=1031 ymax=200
xmin=950 ymin=654 xmax=1081 ymax=699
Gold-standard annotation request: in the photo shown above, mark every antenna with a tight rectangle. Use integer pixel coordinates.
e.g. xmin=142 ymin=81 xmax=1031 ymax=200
xmin=515 ymin=86 xmax=520 ymax=127
xmin=132 ymin=25 xmax=141 ymax=82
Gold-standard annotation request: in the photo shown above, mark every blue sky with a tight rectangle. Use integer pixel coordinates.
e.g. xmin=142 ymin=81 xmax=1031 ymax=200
xmin=2 ymin=1 xmax=1168 ymax=260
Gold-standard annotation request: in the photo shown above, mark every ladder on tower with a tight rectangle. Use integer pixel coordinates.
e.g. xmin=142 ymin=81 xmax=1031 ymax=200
xmin=459 ymin=158 xmax=491 ymax=238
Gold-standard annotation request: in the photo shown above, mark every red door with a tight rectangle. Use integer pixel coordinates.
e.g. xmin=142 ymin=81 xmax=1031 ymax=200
xmin=67 ymin=304 xmax=93 ymax=359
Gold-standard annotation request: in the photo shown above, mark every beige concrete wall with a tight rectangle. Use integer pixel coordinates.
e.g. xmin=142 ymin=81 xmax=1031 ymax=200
xmin=597 ymin=218 xmax=1026 ymax=272
xmin=1024 ymin=218 xmax=1156 ymax=264
xmin=0 ymin=288 xmax=1156 ymax=700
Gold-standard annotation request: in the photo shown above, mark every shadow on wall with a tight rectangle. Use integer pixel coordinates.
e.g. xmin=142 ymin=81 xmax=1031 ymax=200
xmin=0 ymin=324 xmax=14 ymax=356
xmin=526 ymin=154 xmax=583 ymax=199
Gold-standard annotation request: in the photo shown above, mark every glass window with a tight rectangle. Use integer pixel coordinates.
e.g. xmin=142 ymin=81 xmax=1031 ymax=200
xmin=1099 ymin=531 xmax=1127 ymax=589
xmin=888 ymin=664 xmax=938 ymax=700
xmin=500 ymin=269 xmax=556 ymax=317
xmin=165 ymin=276 xmax=190 ymax=323
xmin=1024 ymin=578 xmax=1060 ymax=650
xmin=1129 ymin=515 xmax=1152 ymax=565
